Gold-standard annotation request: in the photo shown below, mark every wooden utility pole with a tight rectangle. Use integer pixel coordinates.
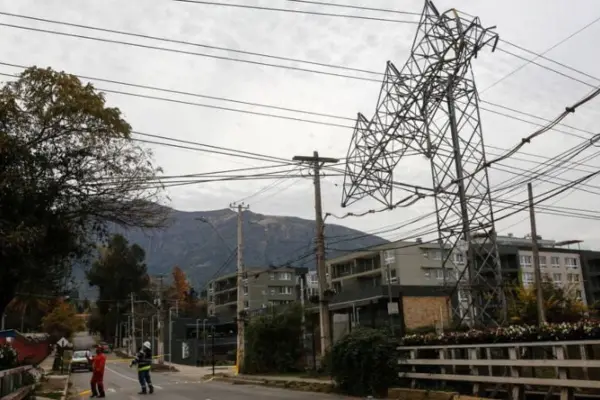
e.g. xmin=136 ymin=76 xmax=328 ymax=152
xmin=230 ymin=202 xmax=249 ymax=372
xmin=293 ymin=151 xmax=339 ymax=357
xmin=528 ymin=183 xmax=546 ymax=325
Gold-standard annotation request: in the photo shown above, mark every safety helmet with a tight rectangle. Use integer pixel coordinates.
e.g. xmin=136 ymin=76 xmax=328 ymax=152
xmin=143 ymin=341 xmax=151 ymax=349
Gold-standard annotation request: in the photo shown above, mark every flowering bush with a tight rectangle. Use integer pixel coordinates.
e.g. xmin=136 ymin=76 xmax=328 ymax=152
xmin=401 ymin=320 xmax=600 ymax=346
xmin=0 ymin=343 xmax=19 ymax=370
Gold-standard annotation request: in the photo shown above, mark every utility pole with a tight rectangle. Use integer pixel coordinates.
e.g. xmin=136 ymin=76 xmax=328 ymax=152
xmin=230 ymin=202 xmax=249 ymax=373
xmin=155 ymin=274 xmax=165 ymax=364
xmin=293 ymin=151 xmax=339 ymax=357
xmin=528 ymin=183 xmax=546 ymax=325
xmin=130 ymin=293 xmax=136 ymax=355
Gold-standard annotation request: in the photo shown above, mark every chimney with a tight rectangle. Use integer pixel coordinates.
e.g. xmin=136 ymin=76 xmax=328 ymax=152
xmin=416 ymin=238 xmax=422 ymax=244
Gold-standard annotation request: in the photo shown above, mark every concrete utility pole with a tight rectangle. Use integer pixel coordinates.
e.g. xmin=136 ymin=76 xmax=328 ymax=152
xmin=156 ymin=274 xmax=165 ymax=364
xmin=293 ymin=151 xmax=339 ymax=357
xmin=230 ymin=202 xmax=249 ymax=372
xmin=130 ymin=293 xmax=136 ymax=354
xmin=528 ymin=183 xmax=546 ymax=325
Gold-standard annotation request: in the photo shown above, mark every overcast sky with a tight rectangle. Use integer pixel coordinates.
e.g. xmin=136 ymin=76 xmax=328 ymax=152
xmin=1 ymin=0 xmax=600 ymax=250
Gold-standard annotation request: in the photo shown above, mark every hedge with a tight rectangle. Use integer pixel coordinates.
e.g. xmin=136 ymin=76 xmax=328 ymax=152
xmin=330 ymin=327 xmax=397 ymax=397
xmin=402 ymin=320 xmax=600 ymax=346
xmin=0 ymin=343 xmax=19 ymax=371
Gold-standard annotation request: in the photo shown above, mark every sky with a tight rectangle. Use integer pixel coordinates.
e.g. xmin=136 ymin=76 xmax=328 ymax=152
xmin=1 ymin=0 xmax=600 ymax=250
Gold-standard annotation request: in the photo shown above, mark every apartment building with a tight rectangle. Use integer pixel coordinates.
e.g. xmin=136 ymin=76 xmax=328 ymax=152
xmin=497 ymin=235 xmax=587 ymax=304
xmin=207 ymin=267 xmax=304 ymax=317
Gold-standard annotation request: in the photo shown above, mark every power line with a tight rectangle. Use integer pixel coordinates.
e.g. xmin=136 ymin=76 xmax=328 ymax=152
xmin=285 ymin=0 xmax=420 ymax=16
xmin=173 ymin=0 xmax=420 ymax=24
xmin=481 ymin=15 xmax=600 ymax=93
xmin=0 ymin=22 xmax=378 ymax=83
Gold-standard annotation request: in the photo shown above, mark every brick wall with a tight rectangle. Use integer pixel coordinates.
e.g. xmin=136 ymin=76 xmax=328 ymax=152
xmin=402 ymin=296 xmax=450 ymax=330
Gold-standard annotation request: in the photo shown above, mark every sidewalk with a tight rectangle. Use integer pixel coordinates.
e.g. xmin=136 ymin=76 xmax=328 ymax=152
xmin=163 ymin=362 xmax=235 ymax=378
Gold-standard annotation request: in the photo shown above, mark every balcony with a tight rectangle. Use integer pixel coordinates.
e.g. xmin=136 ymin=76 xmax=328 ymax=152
xmin=331 ymin=255 xmax=381 ymax=280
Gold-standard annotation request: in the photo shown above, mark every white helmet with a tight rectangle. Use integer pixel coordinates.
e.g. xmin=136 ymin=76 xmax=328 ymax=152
xmin=143 ymin=341 xmax=151 ymax=349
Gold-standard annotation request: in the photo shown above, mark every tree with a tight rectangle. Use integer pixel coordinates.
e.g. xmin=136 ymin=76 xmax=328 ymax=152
xmin=166 ymin=266 xmax=206 ymax=317
xmin=42 ymin=301 xmax=85 ymax=342
xmin=508 ymin=281 xmax=587 ymax=324
xmin=87 ymin=234 xmax=151 ymax=339
xmin=0 ymin=67 xmax=168 ymax=318
xmin=172 ymin=266 xmax=191 ymax=306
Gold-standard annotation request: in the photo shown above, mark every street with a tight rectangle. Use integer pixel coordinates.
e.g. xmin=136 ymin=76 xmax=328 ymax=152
xmin=69 ymin=335 xmax=348 ymax=400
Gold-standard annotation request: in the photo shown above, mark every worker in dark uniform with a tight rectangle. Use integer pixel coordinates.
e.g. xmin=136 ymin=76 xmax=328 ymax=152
xmin=130 ymin=341 xmax=154 ymax=394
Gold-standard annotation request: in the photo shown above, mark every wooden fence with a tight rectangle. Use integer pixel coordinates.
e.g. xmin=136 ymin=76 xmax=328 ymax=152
xmin=398 ymin=340 xmax=600 ymax=400
xmin=0 ymin=366 xmax=35 ymax=400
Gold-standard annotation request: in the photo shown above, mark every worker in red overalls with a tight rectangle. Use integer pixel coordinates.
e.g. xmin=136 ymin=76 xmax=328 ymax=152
xmin=87 ymin=346 xmax=106 ymax=398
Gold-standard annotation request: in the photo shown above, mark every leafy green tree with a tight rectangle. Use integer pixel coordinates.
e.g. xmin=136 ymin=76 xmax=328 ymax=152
xmin=87 ymin=234 xmax=151 ymax=340
xmin=0 ymin=66 xmax=167 ymax=319
xmin=330 ymin=328 xmax=397 ymax=397
xmin=244 ymin=304 xmax=303 ymax=374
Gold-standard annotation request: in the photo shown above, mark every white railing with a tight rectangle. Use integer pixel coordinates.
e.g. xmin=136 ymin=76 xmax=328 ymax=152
xmin=398 ymin=340 xmax=600 ymax=400
xmin=0 ymin=366 xmax=35 ymax=400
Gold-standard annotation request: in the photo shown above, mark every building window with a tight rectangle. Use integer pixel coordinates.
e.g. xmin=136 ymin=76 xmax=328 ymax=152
xmin=243 ymin=285 xmax=248 ymax=295
xmin=576 ymin=290 xmax=582 ymax=300
xmin=243 ymin=301 xmax=249 ymax=309
xmin=269 ymin=272 xmax=275 ymax=280
xmin=430 ymin=250 xmax=442 ymax=261
xmin=565 ymin=257 xmax=578 ymax=268
xmin=552 ymin=273 xmax=562 ymax=285
xmin=424 ymin=269 xmax=431 ymax=279
xmin=435 ymin=269 xmax=444 ymax=280
xmin=453 ymin=252 xmax=465 ymax=264
xmin=551 ymin=257 xmax=560 ymax=268
xmin=567 ymin=274 xmax=574 ymax=283
xmin=520 ymin=255 xmax=532 ymax=267
xmin=539 ymin=256 xmax=547 ymax=268
xmin=522 ymin=272 xmax=534 ymax=285
xmin=383 ymin=250 xmax=395 ymax=264
xmin=574 ymin=274 xmax=580 ymax=282
xmin=279 ymin=272 xmax=292 ymax=281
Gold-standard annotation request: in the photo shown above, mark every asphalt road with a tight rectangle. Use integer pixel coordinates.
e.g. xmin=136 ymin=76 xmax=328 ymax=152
xmin=70 ymin=361 xmax=350 ymax=399
xmin=69 ymin=335 xmax=350 ymax=399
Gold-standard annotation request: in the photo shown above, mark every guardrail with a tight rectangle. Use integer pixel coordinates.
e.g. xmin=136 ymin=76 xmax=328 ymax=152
xmin=0 ymin=366 xmax=35 ymax=400
xmin=398 ymin=339 xmax=600 ymax=400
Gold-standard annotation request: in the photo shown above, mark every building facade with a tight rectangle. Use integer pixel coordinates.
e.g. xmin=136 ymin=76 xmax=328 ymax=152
xmin=207 ymin=267 xmax=304 ymax=317
xmin=495 ymin=235 xmax=587 ymax=305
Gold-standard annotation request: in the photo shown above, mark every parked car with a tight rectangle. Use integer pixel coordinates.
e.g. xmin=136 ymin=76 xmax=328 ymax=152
xmin=70 ymin=350 xmax=92 ymax=372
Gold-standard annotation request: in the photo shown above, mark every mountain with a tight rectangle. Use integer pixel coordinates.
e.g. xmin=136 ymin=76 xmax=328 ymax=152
xmin=97 ymin=208 xmax=388 ymax=289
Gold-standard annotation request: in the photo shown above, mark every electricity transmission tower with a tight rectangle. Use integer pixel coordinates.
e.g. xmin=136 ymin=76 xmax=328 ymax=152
xmin=341 ymin=0 xmax=506 ymax=325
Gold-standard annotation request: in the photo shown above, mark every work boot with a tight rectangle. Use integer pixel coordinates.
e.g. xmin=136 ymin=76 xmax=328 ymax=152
xmin=138 ymin=387 xmax=147 ymax=395
xmin=149 ymin=385 xmax=154 ymax=394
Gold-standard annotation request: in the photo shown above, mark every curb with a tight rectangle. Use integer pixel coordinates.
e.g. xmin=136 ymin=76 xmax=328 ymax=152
xmin=212 ymin=376 xmax=336 ymax=394
xmin=60 ymin=363 xmax=72 ymax=400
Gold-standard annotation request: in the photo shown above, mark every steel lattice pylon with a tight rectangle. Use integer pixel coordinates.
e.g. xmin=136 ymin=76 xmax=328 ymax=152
xmin=341 ymin=0 xmax=506 ymax=325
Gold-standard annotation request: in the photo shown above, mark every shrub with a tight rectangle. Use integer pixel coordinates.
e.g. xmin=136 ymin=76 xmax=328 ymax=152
xmin=0 ymin=343 xmax=19 ymax=370
xmin=330 ymin=327 xmax=397 ymax=397
xmin=243 ymin=305 xmax=303 ymax=374
xmin=402 ymin=320 xmax=600 ymax=346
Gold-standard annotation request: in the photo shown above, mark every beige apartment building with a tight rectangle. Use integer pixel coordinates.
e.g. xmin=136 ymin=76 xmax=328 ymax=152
xmin=207 ymin=267 xmax=303 ymax=317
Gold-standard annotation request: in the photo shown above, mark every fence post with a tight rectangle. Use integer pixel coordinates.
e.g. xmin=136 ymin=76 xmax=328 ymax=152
xmin=468 ymin=347 xmax=480 ymax=396
xmin=508 ymin=346 xmax=523 ymax=400
xmin=555 ymin=345 xmax=573 ymax=400
xmin=409 ymin=349 xmax=417 ymax=389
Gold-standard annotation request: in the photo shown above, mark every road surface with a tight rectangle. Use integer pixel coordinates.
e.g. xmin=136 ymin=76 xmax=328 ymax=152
xmin=69 ymin=334 xmax=348 ymax=399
